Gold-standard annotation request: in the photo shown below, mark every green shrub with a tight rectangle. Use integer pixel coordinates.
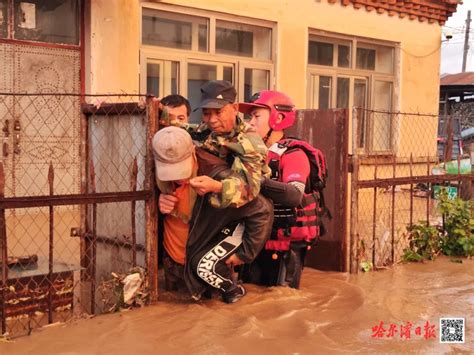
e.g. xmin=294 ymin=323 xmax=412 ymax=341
xmin=438 ymin=190 xmax=474 ymax=257
xmin=403 ymin=189 xmax=473 ymax=261
xmin=403 ymin=223 xmax=442 ymax=262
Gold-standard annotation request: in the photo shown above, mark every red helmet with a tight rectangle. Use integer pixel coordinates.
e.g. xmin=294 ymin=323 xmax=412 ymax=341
xmin=239 ymin=90 xmax=296 ymax=131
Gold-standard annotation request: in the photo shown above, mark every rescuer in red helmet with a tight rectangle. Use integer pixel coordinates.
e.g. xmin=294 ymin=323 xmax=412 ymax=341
xmin=239 ymin=90 xmax=329 ymax=288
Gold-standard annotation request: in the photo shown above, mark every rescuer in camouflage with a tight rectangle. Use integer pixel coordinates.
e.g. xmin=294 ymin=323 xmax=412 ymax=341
xmin=190 ymin=80 xmax=270 ymax=209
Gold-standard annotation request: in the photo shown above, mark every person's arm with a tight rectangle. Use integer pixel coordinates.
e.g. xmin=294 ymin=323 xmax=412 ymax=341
xmin=278 ymin=148 xmax=311 ymax=199
xmin=234 ymin=195 xmax=274 ymax=263
xmin=260 ymin=177 xmax=304 ymax=207
xmin=208 ymin=132 xmax=270 ymax=209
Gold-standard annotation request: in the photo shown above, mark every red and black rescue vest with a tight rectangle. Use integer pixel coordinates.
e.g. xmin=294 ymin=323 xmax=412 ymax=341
xmin=265 ymin=138 xmax=331 ymax=251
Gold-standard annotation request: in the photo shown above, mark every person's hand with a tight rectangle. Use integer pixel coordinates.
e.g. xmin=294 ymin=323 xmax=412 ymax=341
xmin=159 ymin=193 xmax=178 ymax=214
xmin=225 ymin=254 xmax=244 ymax=267
xmin=189 ymin=176 xmax=223 ymax=195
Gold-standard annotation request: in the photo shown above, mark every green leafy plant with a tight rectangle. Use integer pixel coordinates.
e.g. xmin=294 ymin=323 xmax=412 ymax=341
xmin=403 ymin=223 xmax=442 ymax=262
xmin=437 ymin=189 xmax=474 ymax=257
xmin=403 ymin=190 xmax=473 ymax=262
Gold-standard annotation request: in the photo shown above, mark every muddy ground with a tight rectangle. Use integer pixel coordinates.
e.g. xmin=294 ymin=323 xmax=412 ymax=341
xmin=2 ymin=256 xmax=473 ymax=354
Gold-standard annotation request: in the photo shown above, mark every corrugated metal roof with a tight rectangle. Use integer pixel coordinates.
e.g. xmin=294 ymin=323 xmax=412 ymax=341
xmin=440 ymin=72 xmax=474 ymax=86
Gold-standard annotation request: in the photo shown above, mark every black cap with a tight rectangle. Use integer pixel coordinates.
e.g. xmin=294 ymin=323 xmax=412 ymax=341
xmin=194 ymin=80 xmax=237 ymax=111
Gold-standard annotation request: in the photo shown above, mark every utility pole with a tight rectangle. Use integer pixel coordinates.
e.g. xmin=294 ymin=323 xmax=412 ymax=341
xmin=462 ymin=10 xmax=471 ymax=72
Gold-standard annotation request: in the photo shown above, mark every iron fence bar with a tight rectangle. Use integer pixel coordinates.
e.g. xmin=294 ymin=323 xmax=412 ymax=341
xmin=82 ymin=103 xmax=146 ymax=116
xmin=426 ymin=156 xmax=431 ymax=226
xmin=372 ymin=160 xmax=378 ymax=266
xmin=90 ymin=161 xmax=97 ymax=315
xmin=0 ymin=92 xmax=147 ymax=97
xmin=457 ymin=155 xmax=462 ymax=180
xmin=83 ymin=234 xmax=146 ymax=252
xmin=48 ymin=163 xmax=54 ymax=324
xmin=145 ymin=97 xmax=159 ymax=300
xmin=354 ymin=107 xmax=439 ymax=117
xmin=391 ymin=156 xmax=396 ymax=263
xmin=80 ymin=90 xmax=89 ymax=287
xmin=444 ymin=116 xmax=454 ymax=163
xmin=0 ymin=191 xmax=151 ymax=209
xmin=0 ymin=164 xmax=7 ymax=334
xmin=409 ymin=154 xmax=414 ymax=227
xmin=350 ymin=107 xmax=360 ymax=274
xmin=131 ymin=158 xmax=138 ymax=267
xmin=356 ymin=173 xmax=474 ymax=189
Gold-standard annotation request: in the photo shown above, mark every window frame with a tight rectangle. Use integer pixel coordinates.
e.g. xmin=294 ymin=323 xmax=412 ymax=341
xmin=140 ymin=3 xmax=276 ymax=103
xmin=0 ymin=0 xmax=82 ymax=49
xmin=307 ymin=30 xmax=400 ymax=155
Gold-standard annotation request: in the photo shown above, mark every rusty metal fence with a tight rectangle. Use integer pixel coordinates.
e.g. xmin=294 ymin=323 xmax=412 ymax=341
xmin=349 ymin=108 xmax=474 ymax=273
xmin=0 ymin=93 xmax=159 ymax=337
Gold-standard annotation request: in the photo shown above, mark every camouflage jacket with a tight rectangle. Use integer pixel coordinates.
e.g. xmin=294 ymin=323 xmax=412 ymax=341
xmin=200 ymin=117 xmax=270 ymax=208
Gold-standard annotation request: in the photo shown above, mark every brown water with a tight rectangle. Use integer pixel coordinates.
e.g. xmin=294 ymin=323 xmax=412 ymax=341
xmin=3 ymin=256 xmax=473 ymax=354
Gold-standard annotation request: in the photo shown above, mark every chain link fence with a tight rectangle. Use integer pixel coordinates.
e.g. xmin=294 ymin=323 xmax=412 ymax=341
xmin=0 ymin=93 xmax=159 ymax=338
xmin=349 ymin=108 xmax=473 ymax=273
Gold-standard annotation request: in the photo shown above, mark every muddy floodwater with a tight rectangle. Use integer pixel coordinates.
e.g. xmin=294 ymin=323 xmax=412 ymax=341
xmin=3 ymin=256 xmax=473 ymax=354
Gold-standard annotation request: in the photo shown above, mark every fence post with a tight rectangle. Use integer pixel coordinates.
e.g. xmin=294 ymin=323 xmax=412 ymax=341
xmin=372 ymin=159 xmax=378 ymax=266
xmin=350 ymin=107 xmax=360 ymax=274
xmin=131 ymin=157 xmax=138 ymax=267
xmin=444 ymin=115 xmax=453 ymax=163
xmin=48 ymin=162 xmax=54 ymax=323
xmin=145 ymin=97 xmax=159 ymax=302
xmin=409 ymin=154 xmax=414 ymax=227
xmin=0 ymin=163 xmax=7 ymax=334
xmin=426 ymin=154 xmax=431 ymax=226
xmin=90 ymin=160 xmax=97 ymax=315
xmin=391 ymin=155 xmax=396 ymax=264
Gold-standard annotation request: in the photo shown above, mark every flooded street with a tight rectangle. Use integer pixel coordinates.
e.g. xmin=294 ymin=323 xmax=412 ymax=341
xmin=3 ymin=256 xmax=473 ymax=354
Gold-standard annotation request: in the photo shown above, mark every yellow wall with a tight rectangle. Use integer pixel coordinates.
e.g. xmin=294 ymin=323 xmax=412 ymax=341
xmin=88 ymin=0 xmax=442 ymax=109
xmin=88 ymin=0 xmax=442 ymax=156
xmin=88 ymin=0 xmax=140 ymax=94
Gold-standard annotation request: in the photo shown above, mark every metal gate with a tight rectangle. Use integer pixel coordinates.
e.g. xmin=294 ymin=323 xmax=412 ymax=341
xmin=287 ymin=109 xmax=350 ymax=272
xmin=0 ymin=94 xmax=159 ymax=338
xmin=349 ymin=108 xmax=474 ymax=273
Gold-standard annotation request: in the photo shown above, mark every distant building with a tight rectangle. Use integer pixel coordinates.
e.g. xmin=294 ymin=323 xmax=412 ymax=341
xmin=439 ymin=72 xmax=474 ymax=159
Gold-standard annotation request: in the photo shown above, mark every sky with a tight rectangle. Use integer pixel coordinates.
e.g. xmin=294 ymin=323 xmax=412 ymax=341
xmin=441 ymin=1 xmax=474 ymax=74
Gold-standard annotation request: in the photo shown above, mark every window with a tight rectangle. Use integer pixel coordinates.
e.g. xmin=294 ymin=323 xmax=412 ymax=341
xmin=372 ymin=80 xmax=393 ymax=151
xmin=146 ymin=60 xmax=179 ymax=98
xmin=187 ymin=63 xmax=218 ymax=122
xmin=356 ymin=47 xmax=375 ymax=70
xmin=308 ymin=33 xmax=397 ymax=153
xmin=12 ymin=0 xmax=80 ymax=44
xmin=142 ymin=9 xmax=208 ymax=52
xmin=338 ymin=45 xmax=351 ymax=68
xmin=244 ymin=68 xmax=269 ymax=102
xmin=216 ymin=20 xmax=272 ymax=60
xmin=308 ymin=38 xmax=352 ymax=68
xmin=356 ymin=42 xmax=394 ymax=74
xmin=308 ymin=41 xmax=333 ymax=66
xmin=141 ymin=6 xmax=274 ymax=123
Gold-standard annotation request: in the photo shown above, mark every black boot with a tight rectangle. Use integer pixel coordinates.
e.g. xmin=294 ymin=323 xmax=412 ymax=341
xmin=221 ymin=282 xmax=246 ymax=304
